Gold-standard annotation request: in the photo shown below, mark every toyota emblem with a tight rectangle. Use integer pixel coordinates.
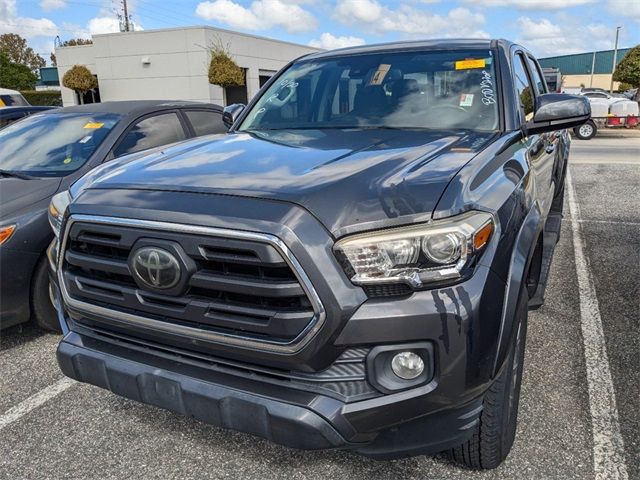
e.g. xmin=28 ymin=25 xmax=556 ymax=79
xmin=131 ymin=247 xmax=181 ymax=290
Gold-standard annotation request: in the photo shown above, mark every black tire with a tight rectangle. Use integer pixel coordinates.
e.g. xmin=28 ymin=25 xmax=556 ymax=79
xmin=31 ymin=257 xmax=61 ymax=332
xmin=573 ymin=120 xmax=597 ymax=140
xmin=447 ymin=287 xmax=528 ymax=469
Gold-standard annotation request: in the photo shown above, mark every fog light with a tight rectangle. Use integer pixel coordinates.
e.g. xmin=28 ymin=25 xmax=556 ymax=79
xmin=391 ymin=351 xmax=424 ymax=380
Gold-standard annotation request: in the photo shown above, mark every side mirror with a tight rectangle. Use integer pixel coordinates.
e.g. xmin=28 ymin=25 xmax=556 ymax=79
xmin=526 ymin=93 xmax=591 ymax=135
xmin=222 ymin=103 xmax=245 ymax=130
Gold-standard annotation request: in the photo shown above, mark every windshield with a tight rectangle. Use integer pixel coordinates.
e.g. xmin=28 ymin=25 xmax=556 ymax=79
xmin=0 ymin=112 xmax=120 ymax=177
xmin=0 ymin=94 xmax=29 ymax=107
xmin=240 ymin=49 xmax=499 ymax=132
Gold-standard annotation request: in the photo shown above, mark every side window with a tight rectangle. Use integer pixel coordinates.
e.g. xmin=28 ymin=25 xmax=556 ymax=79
xmin=113 ymin=112 xmax=186 ymax=158
xmin=526 ymin=57 xmax=547 ymax=96
xmin=184 ymin=110 xmax=227 ymax=136
xmin=513 ymin=53 xmax=535 ymax=121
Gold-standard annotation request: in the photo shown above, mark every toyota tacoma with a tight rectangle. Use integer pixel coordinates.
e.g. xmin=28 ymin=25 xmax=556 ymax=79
xmin=48 ymin=39 xmax=590 ymax=469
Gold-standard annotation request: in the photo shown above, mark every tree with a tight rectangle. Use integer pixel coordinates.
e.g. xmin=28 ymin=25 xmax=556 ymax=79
xmin=62 ymin=65 xmax=97 ymax=104
xmin=0 ymin=33 xmax=45 ymax=72
xmin=50 ymin=38 xmax=93 ymax=66
xmin=613 ymin=44 xmax=640 ymax=89
xmin=0 ymin=53 xmax=38 ymax=90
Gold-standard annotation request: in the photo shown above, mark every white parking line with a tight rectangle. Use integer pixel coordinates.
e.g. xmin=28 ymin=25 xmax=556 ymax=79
xmin=578 ymin=219 xmax=640 ymax=227
xmin=566 ymin=168 xmax=629 ymax=480
xmin=0 ymin=377 xmax=75 ymax=431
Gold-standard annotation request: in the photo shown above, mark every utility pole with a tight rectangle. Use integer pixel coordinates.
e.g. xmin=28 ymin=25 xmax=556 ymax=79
xmin=123 ymin=0 xmax=130 ymax=32
xmin=589 ymin=51 xmax=596 ymax=87
xmin=117 ymin=0 xmax=132 ymax=32
xmin=609 ymin=26 xmax=621 ymax=93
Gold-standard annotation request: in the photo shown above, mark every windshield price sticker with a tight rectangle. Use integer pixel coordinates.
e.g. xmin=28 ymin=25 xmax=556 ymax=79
xmin=455 ymin=59 xmax=486 ymax=70
xmin=83 ymin=122 xmax=104 ymax=129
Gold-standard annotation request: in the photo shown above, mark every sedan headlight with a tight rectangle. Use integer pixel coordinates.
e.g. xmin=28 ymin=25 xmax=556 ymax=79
xmin=334 ymin=211 xmax=494 ymax=288
xmin=48 ymin=190 xmax=72 ymax=238
xmin=0 ymin=224 xmax=16 ymax=246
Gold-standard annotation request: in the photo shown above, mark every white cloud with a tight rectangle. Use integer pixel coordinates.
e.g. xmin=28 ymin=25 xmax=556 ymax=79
xmin=333 ymin=1 xmax=488 ymax=38
xmin=87 ymin=15 xmax=121 ymax=35
xmin=40 ymin=0 xmax=66 ymax=11
xmin=335 ymin=0 xmax=383 ymax=23
xmin=608 ymin=0 xmax=640 ymax=23
xmin=84 ymin=5 xmax=143 ymax=36
xmin=0 ymin=0 xmax=58 ymax=38
xmin=195 ymin=0 xmax=317 ymax=33
xmin=517 ymin=16 xmax=615 ymax=57
xmin=309 ymin=32 xmax=365 ymax=50
xmin=462 ymin=0 xmax=596 ymax=9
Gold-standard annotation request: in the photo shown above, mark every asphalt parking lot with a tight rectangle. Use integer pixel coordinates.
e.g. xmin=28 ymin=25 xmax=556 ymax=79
xmin=0 ymin=132 xmax=638 ymax=480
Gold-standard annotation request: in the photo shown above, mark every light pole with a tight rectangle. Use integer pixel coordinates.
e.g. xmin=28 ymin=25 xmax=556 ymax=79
xmin=610 ymin=26 xmax=621 ymax=93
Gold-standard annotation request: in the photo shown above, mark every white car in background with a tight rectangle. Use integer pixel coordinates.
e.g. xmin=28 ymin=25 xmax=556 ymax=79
xmin=580 ymin=90 xmax=622 ymax=105
xmin=573 ymin=89 xmax=639 ymax=140
xmin=0 ymin=88 xmax=30 ymax=107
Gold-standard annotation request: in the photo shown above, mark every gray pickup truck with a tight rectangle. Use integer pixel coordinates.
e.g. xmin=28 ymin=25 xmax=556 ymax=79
xmin=48 ymin=39 xmax=590 ymax=469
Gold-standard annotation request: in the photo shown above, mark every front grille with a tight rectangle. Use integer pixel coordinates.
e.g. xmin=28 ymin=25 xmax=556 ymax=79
xmin=60 ymin=218 xmax=321 ymax=350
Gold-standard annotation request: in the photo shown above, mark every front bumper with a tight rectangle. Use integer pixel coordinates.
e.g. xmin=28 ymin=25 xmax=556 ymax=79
xmin=57 ymin=330 xmax=484 ymax=457
xmin=51 ymin=258 xmax=502 ymax=456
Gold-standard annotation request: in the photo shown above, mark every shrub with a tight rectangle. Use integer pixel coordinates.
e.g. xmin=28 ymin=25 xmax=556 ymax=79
xmin=20 ymin=90 xmax=62 ymax=106
xmin=62 ymin=65 xmax=97 ymax=100
xmin=616 ymin=82 xmax=633 ymax=92
xmin=207 ymin=42 xmax=244 ymax=88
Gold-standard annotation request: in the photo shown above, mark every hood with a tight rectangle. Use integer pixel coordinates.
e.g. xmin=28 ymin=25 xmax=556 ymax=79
xmin=74 ymin=129 xmax=495 ymax=234
xmin=0 ymin=176 xmax=62 ymax=220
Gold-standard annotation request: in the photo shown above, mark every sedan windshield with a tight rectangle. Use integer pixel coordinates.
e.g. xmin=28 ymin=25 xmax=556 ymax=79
xmin=240 ymin=49 xmax=500 ymax=132
xmin=0 ymin=112 xmax=120 ymax=176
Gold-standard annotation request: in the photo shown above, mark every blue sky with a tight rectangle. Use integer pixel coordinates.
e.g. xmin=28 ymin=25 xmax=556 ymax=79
xmin=2 ymin=0 xmax=639 ymax=63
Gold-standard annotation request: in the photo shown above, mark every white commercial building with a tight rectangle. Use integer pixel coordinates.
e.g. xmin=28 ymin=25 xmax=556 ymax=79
xmin=55 ymin=26 xmax=319 ymax=107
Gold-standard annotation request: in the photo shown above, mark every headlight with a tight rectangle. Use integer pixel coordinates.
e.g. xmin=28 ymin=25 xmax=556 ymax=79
xmin=334 ymin=211 xmax=494 ymax=288
xmin=0 ymin=224 xmax=16 ymax=246
xmin=48 ymin=190 xmax=72 ymax=238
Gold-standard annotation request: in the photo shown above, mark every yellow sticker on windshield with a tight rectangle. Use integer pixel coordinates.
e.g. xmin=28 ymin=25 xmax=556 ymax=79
xmin=0 ymin=98 xmax=5 ymax=107
xmin=455 ymin=59 xmax=486 ymax=70
xmin=63 ymin=158 xmax=72 ymax=164
xmin=83 ymin=122 xmax=104 ymax=129
xmin=368 ymin=64 xmax=391 ymax=86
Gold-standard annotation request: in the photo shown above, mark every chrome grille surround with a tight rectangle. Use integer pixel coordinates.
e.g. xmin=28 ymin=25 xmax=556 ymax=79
xmin=57 ymin=214 xmax=326 ymax=354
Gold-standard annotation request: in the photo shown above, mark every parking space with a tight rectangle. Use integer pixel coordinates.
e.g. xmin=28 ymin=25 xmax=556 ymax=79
xmin=0 ymin=134 xmax=638 ymax=479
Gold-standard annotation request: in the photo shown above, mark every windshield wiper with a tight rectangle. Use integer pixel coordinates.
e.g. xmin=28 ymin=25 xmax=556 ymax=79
xmin=0 ymin=169 xmax=34 ymax=180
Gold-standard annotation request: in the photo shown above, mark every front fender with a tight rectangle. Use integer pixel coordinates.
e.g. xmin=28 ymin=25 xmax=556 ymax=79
xmin=433 ymin=131 xmax=546 ymax=378
xmin=492 ymin=202 xmax=543 ymax=374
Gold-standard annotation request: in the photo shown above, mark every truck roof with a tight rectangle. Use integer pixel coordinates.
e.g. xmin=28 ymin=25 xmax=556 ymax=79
xmin=305 ymin=39 xmax=513 ymax=60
